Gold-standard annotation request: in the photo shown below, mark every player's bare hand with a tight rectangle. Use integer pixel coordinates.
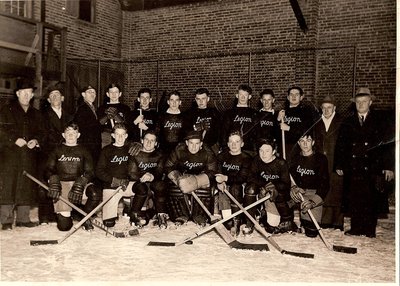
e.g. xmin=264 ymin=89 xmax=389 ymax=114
xmin=383 ymin=170 xmax=394 ymax=181
xmin=27 ymin=139 xmax=38 ymax=149
xmin=336 ymin=169 xmax=344 ymax=176
xmin=15 ymin=138 xmax=27 ymax=147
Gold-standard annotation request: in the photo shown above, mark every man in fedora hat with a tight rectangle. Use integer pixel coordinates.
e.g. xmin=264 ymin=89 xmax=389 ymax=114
xmin=334 ymin=87 xmax=394 ymax=238
xmin=0 ymin=78 xmax=45 ymax=230
xmin=314 ymin=95 xmax=344 ymax=230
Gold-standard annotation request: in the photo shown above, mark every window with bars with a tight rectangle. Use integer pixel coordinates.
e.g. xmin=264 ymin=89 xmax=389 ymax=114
xmin=65 ymin=0 xmax=96 ymax=23
xmin=0 ymin=0 xmax=32 ymax=18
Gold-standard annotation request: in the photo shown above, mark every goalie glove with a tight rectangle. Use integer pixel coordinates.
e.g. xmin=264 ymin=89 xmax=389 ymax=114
xmin=300 ymin=199 xmax=316 ymax=214
xmin=105 ymin=107 xmax=118 ymax=119
xmin=260 ymin=182 xmax=278 ymax=202
xmin=111 ymin=177 xmax=129 ymax=190
xmin=290 ymin=185 xmax=305 ymax=203
xmin=68 ymin=176 xmax=88 ymax=204
xmin=167 ymin=170 xmax=182 ymax=186
xmin=193 ymin=121 xmax=211 ymax=132
xmin=178 ymin=173 xmax=210 ymax=193
xmin=48 ymin=175 xmax=61 ymax=200
xmin=128 ymin=142 xmax=142 ymax=156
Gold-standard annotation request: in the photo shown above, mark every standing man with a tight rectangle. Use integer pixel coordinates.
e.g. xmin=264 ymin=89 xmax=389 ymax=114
xmin=183 ymin=88 xmax=221 ymax=154
xmin=314 ymin=95 xmax=344 ymax=230
xmin=221 ymin=84 xmax=257 ymax=154
xmin=254 ymin=88 xmax=280 ymax=143
xmin=74 ymin=85 xmax=102 ymax=164
xmin=0 ymin=78 xmax=45 ymax=230
xmin=335 ymin=87 xmax=394 ymax=237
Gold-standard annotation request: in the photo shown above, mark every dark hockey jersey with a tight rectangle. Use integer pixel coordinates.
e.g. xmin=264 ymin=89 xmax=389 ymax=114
xmin=254 ymin=110 xmax=280 ymax=143
xmin=221 ymin=106 xmax=257 ymax=151
xmin=126 ymin=108 xmax=158 ymax=142
xmin=164 ymin=143 xmax=217 ymax=179
xmin=289 ymin=152 xmax=329 ymax=199
xmin=97 ymin=102 xmax=131 ymax=133
xmin=282 ymin=103 xmax=315 ymax=145
xmin=128 ymin=149 xmax=164 ymax=181
xmin=248 ymin=156 xmax=291 ymax=197
xmin=45 ymin=144 xmax=94 ymax=182
xmin=157 ymin=112 xmax=185 ymax=152
xmin=96 ymin=144 xmax=130 ymax=187
xmin=216 ymin=150 xmax=251 ymax=185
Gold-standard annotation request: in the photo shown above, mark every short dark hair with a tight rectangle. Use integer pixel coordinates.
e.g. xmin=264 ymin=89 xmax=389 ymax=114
xmin=138 ymin=88 xmax=152 ymax=97
xmin=256 ymin=138 xmax=277 ymax=151
xmin=238 ymin=84 xmax=252 ymax=95
xmin=195 ymin=88 xmax=210 ymax=97
xmin=143 ymin=130 xmax=158 ymax=141
xmin=167 ymin=90 xmax=181 ymax=99
xmin=287 ymin=86 xmax=304 ymax=96
xmin=260 ymin=89 xmax=275 ymax=98
xmin=107 ymin=83 xmax=121 ymax=92
xmin=112 ymin=123 xmax=127 ymax=133
xmin=64 ymin=123 xmax=79 ymax=132
xmin=228 ymin=130 xmax=243 ymax=141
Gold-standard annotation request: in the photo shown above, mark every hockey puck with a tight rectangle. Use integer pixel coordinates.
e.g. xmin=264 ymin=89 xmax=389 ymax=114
xmin=185 ymin=240 xmax=193 ymax=245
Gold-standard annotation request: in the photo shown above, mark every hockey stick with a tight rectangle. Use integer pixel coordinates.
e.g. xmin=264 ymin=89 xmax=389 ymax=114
xmin=298 ymin=193 xmax=357 ymax=254
xmin=147 ymin=194 xmax=270 ymax=247
xmin=23 ymin=171 xmax=139 ymax=239
xmin=221 ymin=183 xmax=314 ymax=258
xmin=191 ymin=192 xmax=269 ymax=251
xmin=30 ymin=186 xmax=123 ymax=246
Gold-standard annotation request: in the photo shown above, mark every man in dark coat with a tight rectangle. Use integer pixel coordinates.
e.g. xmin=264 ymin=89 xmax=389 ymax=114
xmin=335 ymin=87 xmax=394 ymax=238
xmin=314 ymin=95 xmax=344 ymax=230
xmin=0 ymin=78 xmax=45 ymax=230
xmin=74 ymin=85 xmax=102 ymax=164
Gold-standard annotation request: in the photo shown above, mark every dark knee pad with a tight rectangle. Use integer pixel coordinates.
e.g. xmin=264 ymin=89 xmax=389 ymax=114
xmin=150 ymin=181 xmax=168 ymax=213
xmin=57 ymin=213 xmax=73 ymax=231
xmin=131 ymin=182 xmax=149 ymax=212
xmin=167 ymin=187 xmax=190 ymax=222
xmin=84 ymin=184 xmax=102 ymax=214
xmin=301 ymin=219 xmax=318 ymax=238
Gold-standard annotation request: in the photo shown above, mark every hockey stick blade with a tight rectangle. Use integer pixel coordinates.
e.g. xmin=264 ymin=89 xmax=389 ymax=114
xmin=332 ymin=245 xmax=357 ymax=254
xmin=281 ymin=249 xmax=315 ymax=259
xmin=147 ymin=241 xmax=176 ymax=246
xmin=228 ymin=241 xmax=269 ymax=251
xmin=30 ymin=240 xmax=59 ymax=246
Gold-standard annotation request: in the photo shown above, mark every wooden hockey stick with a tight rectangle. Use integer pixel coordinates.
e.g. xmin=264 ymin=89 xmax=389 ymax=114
xmin=191 ymin=192 xmax=269 ymax=251
xmin=30 ymin=186 xmax=124 ymax=245
xmin=23 ymin=171 xmax=139 ymax=240
xmin=221 ymin=183 xmax=314 ymax=259
xmin=298 ymin=193 xmax=357 ymax=254
xmin=147 ymin=194 xmax=270 ymax=247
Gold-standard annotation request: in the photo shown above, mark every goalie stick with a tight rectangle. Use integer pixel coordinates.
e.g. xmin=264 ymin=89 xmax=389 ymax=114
xmin=23 ymin=171 xmax=139 ymax=239
xmin=221 ymin=183 xmax=315 ymax=259
xmin=147 ymin=194 xmax=270 ymax=248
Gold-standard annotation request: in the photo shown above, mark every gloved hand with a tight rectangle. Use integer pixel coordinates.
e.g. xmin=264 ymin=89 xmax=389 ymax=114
xmin=178 ymin=173 xmax=210 ymax=193
xmin=300 ymin=199 xmax=316 ymax=213
xmin=105 ymin=107 xmax=118 ymax=119
xmin=48 ymin=175 xmax=61 ymax=200
xmin=140 ymin=172 xmax=154 ymax=183
xmin=260 ymin=182 xmax=278 ymax=202
xmin=128 ymin=142 xmax=142 ymax=156
xmin=167 ymin=170 xmax=182 ymax=186
xmin=111 ymin=177 xmax=129 ymax=190
xmin=68 ymin=177 xmax=88 ymax=204
xmin=193 ymin=121 xmax=211 ymax=131
xmin=290 ymin=185 xmax=305 ymax=203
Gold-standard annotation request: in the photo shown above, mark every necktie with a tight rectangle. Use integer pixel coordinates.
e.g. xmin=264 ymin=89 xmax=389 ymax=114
xmin=360 ymin=115 xmax=364 ymax=126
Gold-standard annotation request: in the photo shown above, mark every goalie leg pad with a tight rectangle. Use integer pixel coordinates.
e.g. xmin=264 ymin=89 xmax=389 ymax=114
xmin=167 ymin=187 xmax=190 ymax=222
xmin=192 ymin=189 xmax=212 ymax=225
xmin=131 ymin=182 xmax=149 ymax=213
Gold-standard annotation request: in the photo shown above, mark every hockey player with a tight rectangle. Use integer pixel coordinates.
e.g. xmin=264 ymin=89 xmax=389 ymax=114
xmin=165 ymin=130 xmax=217 ymax=226
xmin=95 ymin=123 xmax=131 ymax=228
xmin=245 ymin=138 xmax=297 ymax=234
xmin=215 ymin=131 xmax=252 ymax=235
xmin=183 ymin=88 xmax=221 ymax=154
xmin=45 ymin=123 xmax=101 ymax=231
xmin=289 ymin=132 xmax=329 ymax=237
xmin=277 ymin=86 xmax=317 ymax=162
xmin=127 ymin=130 xmax=167 ymax=228
xmin=254 ymin=89 xmax=280 ymax=143
xmin=157 ymin=90 xmax=185 ymax=155
xmin=127 ymin=88 xmax=158 ymax=142
xmin=97 ymin=83 xmax=131 ymax=147
xmin=220 ymin=84 xmax=257 ymax=154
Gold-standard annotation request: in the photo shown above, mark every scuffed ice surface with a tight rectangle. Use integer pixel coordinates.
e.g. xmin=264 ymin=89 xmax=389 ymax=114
xmin=0 ymin=208 xmax=396 ymax=284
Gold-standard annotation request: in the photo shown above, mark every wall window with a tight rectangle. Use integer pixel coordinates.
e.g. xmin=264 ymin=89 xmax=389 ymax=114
xmin=66 ymin=0 xmax=96 ymax=23
xmin=0 ymin=0 xmax=33 ymax=18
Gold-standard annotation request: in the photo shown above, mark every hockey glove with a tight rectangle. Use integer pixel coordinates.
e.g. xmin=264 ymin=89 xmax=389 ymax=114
xmin=193 ymin=121 xmax=211 ymax=132
xmin=105 ymin=107 xmax=118 ymax=119
xmin=68 ymin=177 xmax=88 ymax=204
xmin=178 ymin=173 xmax=210 ymax=193
xmin=290 ymin=185 xmax=305 ymax=203
xmin=260 ymin=182 xmax=278 ymax=202
xmin=300 ymin=199 xmax=317 ymax=214
xmin=167 ymin=170 xmax=182 ymax=186
xmin=48 ymin=175 xmax=61 ymax=200
xmin=128 ymin=142 xmax=142 ymax=156
xmin=111 ymin=177 xmax=129 ymax=190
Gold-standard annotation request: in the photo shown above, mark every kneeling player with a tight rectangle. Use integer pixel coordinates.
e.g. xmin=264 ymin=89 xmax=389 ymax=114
xmin=289 ymin=133 xmax=329 ymax=237
xmin=45 ymin=123 xmax=101 ymax=231
xmin=127 ymin=130 xmax=167 ymax=228
xmin=246 ymin=139 xmax=298 ymax=234
xmin=165 ymin=131 xmax=217 ymax=226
